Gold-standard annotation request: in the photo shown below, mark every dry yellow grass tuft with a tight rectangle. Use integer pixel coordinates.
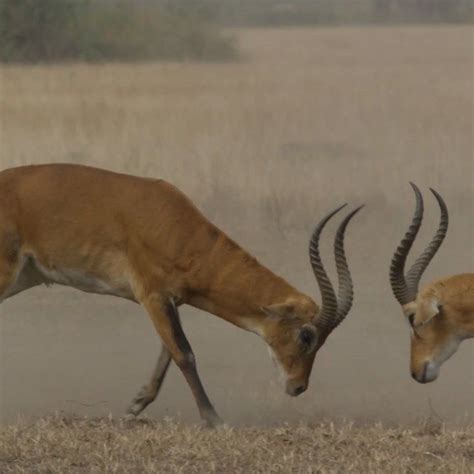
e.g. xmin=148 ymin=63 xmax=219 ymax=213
xmin=0 ymin=414 xmax=472 ymax=473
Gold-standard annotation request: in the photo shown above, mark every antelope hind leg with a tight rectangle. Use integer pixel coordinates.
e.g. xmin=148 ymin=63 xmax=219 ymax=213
xmin=126 ymin=342 xmax=172 ymax=417
xmin=0 ymin=231 xmax=24 ymax=303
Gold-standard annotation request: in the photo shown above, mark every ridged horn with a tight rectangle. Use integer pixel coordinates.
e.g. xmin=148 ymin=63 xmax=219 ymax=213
xmin=309 ymin=204 xmax=362 ymax=334
xmin=405 ymin=188 xmax=448 ymax=296
xmin=389 ymin=183 xmax=424 ymax=305
xmin=309 ymin=205 xmax=345 ymax=330
xmin=333 ymin=205 xmax=365 ymax=329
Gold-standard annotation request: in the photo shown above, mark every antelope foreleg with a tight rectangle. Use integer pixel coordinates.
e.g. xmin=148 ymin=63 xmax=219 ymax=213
xmin=140 ymin=295 xmax=222 ymax=427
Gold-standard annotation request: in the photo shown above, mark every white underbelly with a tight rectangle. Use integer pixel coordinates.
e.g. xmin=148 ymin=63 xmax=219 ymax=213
xmin=2 ymin=255 xmax=135 ymax=302
xmin=36 ymin=263 xmax=134 ymax=299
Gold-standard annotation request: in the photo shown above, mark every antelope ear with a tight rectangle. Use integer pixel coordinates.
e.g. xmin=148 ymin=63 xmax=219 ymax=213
xmin=414 ymin=298 xmax=440 ymax=327
xmin=261 ymin=302 xmax=296 ymax=319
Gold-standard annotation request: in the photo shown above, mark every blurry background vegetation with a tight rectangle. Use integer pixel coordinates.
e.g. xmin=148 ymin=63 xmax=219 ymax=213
xmin=0 ymin=0 xmax=472 ymax=63
xmin=218 ymin=0 xmax=473 ymax=26
xmin=0 ymin=0 xmax=237 ymax=63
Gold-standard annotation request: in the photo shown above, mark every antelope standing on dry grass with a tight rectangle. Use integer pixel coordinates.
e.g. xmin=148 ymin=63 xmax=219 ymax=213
xmin=0 ymin=164 xmax=363 ymax=426
xmin=390 ymin=183 xmax=474 ymax=383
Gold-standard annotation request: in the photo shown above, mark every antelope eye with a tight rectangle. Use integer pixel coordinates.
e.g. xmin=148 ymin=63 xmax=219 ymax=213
xmin=299 ymin=328 xmax=315 ymax=346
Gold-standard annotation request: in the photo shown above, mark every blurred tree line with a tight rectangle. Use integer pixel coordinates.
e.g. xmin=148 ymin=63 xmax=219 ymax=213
xmin=373 ymin=0 xmax=472 ymax=23
xmin=0 ymin=0 xmax=236 ymax=63
xmin=1 ymin=0 xmax=471 ymax=63
xmin=216 ymin=0 xmax=473 ymax=26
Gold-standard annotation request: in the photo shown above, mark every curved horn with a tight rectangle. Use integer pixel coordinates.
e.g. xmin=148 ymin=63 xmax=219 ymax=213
xmin=333 ymin=205 xmax=365 ymax=329
xmin=309 ymin=204 xmax=346 ymax=330
xmin=389 ymin=183 xmax=424 ymax=306
xmin=405 ymin=188 xmax=448 ymax=295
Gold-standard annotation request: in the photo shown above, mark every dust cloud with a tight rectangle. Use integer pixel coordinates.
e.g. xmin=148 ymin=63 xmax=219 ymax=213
xmin=0 ymin=26 xmax=472 ymax=427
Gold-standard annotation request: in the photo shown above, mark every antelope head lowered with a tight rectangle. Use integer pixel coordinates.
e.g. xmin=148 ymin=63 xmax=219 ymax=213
xmin=261 ymin=204 xmax=364 ymax=396
xmin=389 ymin=183 xmax=474 ymax=383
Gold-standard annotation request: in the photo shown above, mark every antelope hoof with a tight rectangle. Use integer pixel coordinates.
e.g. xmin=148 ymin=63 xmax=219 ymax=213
xmin=124 ymin=413 xmax=138 ymax=422
xmin=126 ymin=385 xmax=154 ymax=417
xmin=201 ymin=413 xmax=224 ymax=430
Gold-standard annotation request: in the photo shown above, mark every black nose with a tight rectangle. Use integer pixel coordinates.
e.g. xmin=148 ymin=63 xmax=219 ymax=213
xmin=293 ymin=385 xmax=306 ymax=396
xmin=411 ymin=363 xmax=429 ymax=384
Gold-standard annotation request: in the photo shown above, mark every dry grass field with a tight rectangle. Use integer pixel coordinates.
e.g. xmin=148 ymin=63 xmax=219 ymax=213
xmin=0 ymin=26 xmax=473 ymax=471
xmin=0 ymin=414 xmax=473 ymax=473
xmin=1 ymin=27 xmax=472 ymax=216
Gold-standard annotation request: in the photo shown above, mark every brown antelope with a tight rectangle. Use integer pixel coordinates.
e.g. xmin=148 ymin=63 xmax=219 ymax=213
xmin=0 ymin=163 xmax=363 ymax=426
xmin=390 ymin=183 xmax=474 ymax=384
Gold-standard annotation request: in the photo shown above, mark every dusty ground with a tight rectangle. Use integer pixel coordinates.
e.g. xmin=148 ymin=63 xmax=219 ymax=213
xmin=0 ymin=23 xmax=473 ymax=457
xmin=0 ymin=414 xmax=473 ymax=473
